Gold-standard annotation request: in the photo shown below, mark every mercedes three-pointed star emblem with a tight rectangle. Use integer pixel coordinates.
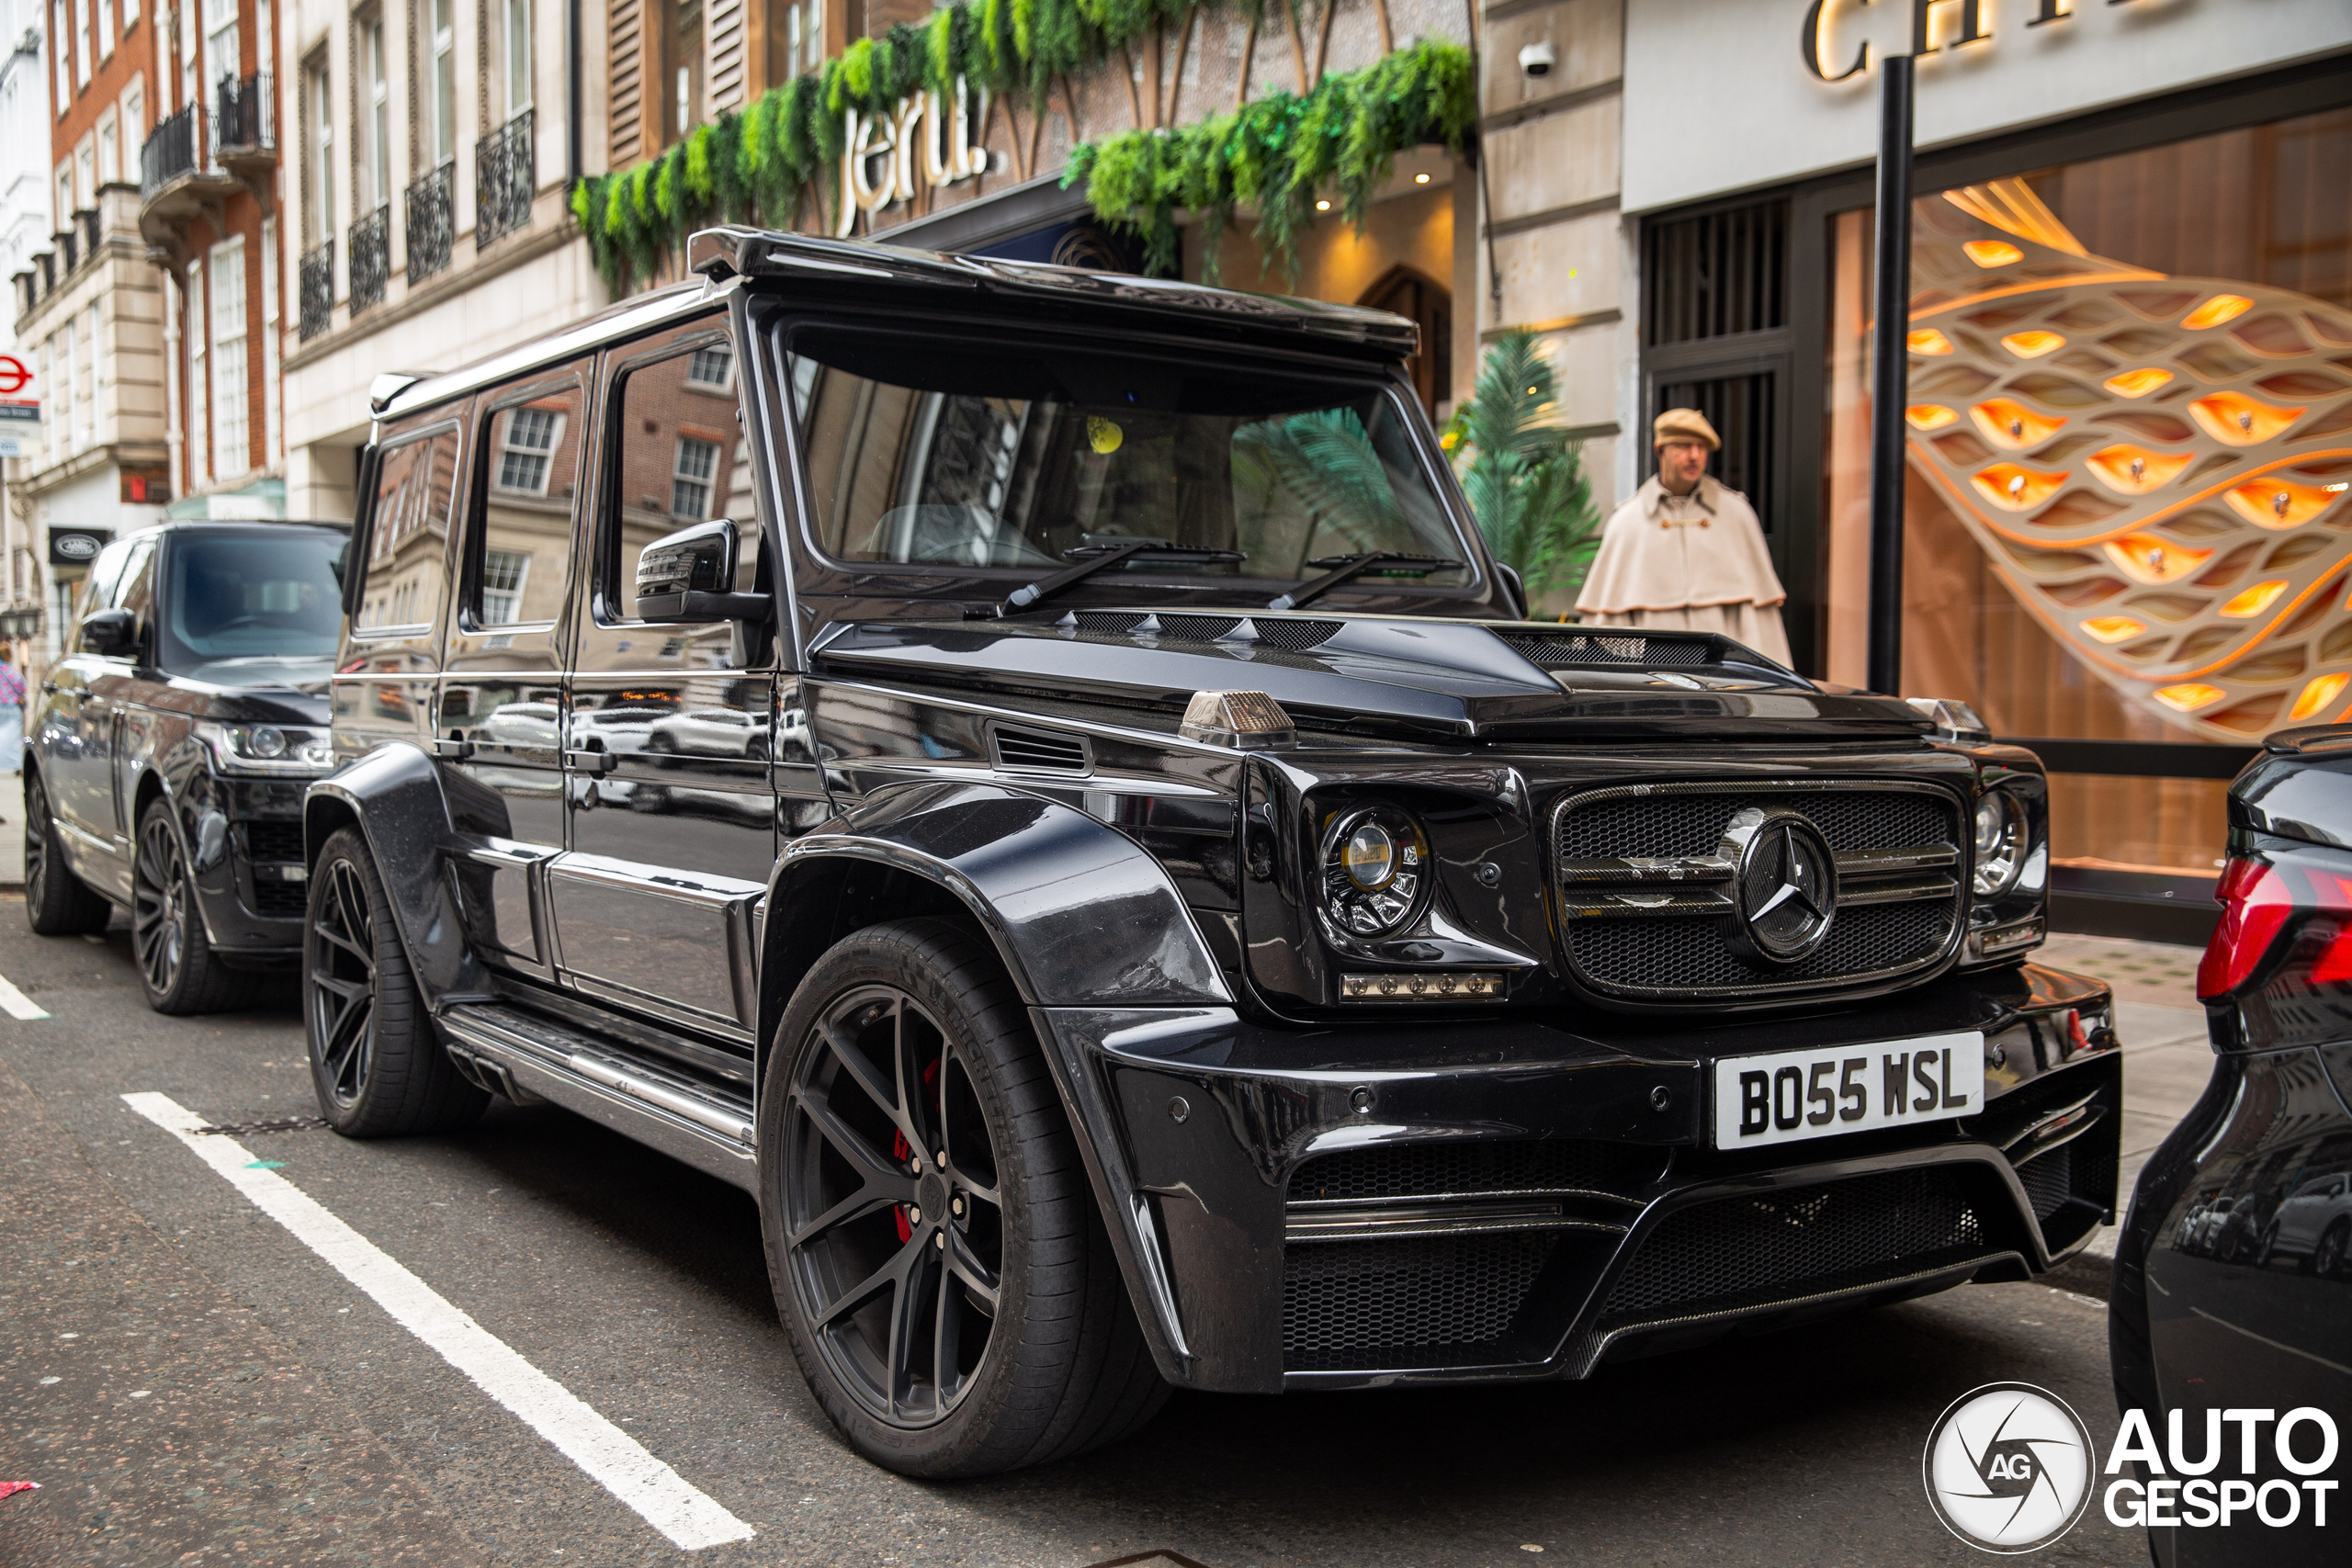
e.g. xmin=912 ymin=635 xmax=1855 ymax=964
xmin=1723 ymin=807 xmax=1838 ymax=964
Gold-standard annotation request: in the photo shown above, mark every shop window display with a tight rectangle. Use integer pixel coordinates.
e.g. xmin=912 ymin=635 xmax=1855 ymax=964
xmin=1826 ymin=107 xmax=2352 ymax=882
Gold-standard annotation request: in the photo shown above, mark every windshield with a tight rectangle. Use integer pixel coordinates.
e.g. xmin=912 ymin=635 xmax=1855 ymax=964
xmin=158 ymin=531 xmax=346 ymax=683
xmin=785 ymin=326 xmax=1473 ymax=594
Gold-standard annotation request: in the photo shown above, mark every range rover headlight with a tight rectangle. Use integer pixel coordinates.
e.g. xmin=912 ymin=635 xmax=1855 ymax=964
xmin=1320 ymin=806 xmax=1429 ymax=937
xmin=1972 ymin=789 xmax=2026 ymax=897
xmin=197 ymin=721 xmax=336 ymax=775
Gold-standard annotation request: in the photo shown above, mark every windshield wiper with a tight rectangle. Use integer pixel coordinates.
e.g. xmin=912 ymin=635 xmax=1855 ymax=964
xmin=973 ymin=538 xmax=1247 ymax=620
xmin=1266 ymin=552 xmax=1463 ymax=612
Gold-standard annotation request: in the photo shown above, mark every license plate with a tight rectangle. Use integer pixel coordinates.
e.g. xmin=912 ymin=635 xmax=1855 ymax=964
xmin=1712 ymin=1032 xmax=1985 ymax=1150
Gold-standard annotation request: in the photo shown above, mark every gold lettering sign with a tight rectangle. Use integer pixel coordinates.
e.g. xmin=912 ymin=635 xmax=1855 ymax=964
xmin=837 ymin=78 xmax=989 ymax=237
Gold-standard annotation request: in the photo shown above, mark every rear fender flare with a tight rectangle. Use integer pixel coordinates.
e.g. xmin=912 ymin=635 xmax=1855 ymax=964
xmin=303 ymin=744 xmax=484 ymax=1003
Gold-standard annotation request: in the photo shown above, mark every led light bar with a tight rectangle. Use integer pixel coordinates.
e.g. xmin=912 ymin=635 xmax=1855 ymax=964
xmin=1340 ymin=972 xmax=1507 ymax=1001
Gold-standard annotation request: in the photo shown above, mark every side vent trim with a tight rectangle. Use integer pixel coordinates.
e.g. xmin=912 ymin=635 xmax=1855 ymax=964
xmin=989 ymin=723 xmax=1094 ymax=776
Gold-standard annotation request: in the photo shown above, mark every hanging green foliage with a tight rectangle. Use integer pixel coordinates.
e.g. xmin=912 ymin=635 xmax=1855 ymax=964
xmin=569 ymin=3 xmax=1472 ymax=299
xmin=1064 ymin=38 xmax=1474 ymax=282
xmin=1443 ymin=330 xmax=1604 ymax=604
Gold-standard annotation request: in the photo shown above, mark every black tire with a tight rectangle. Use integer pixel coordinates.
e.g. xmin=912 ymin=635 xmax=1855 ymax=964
xmin=130 ymin=799 xmax=254 ymax=1015
xmin=760 ymin=919 xmax=1167 ymax=1478
xmin=305 ymin=826 xmax=487 ymax=1137
xmin=24 ymin=771 xmax=112 ymax=936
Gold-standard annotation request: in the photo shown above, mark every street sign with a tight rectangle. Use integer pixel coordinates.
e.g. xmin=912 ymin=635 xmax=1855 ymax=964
xmin=1 ymin=397 xmax=43 ymax=460
xmin=0 ymin=355 xmax=29 ymax=397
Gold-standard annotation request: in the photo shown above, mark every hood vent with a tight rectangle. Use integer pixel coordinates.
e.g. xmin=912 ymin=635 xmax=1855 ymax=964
xmin=1062 ymin=610 xmax=1342 ymax=651
xmin=1498 ymin=630 xmax=1714 ymax=670
xmin=990 ymin=723 xmax=1093 ymax=775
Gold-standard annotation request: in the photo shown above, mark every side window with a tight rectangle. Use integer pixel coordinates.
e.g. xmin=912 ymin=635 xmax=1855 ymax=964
xmin=600 ymin=325 xmax=761 ymax=626
xmin=76 ymin=537 xmax=136 ymax=625
xmin=469 ymin=368 xmax=586 ymax=631
xmin=116 ymin=536 xmax=161 ymax=637
xmin=355 ymin=420 xmax=460 ymax=640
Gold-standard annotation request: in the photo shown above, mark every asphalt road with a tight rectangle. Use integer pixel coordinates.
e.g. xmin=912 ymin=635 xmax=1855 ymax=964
xmin=0 ymin=899 xmax=2158 ymax=1567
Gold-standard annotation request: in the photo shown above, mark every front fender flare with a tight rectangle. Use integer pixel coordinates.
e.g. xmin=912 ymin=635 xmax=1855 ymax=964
xmin=304 ymin=744 xmax=485 ymax=1003
xmin=764 ymin=780 xmax=1231 ymax=1024
xmin=761 ymin=779 xmax=1234 ymax=1385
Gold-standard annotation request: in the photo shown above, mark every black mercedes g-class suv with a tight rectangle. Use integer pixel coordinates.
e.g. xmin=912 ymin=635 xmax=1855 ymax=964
xmin=304 ymin=226 xmax=2122 ymax=1477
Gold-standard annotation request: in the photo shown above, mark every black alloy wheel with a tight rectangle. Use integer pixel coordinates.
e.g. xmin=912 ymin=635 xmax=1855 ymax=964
xmin=784 ymin=979 xmax=1007 ymax=1428
xmin=130 ymin=800 xmax=247 ymax=1014
xmin=762 ymin=919 xmax=1167 ymax=1477
xmin=304 ymin=826 xmax=486 ymax=1136
xmin=24 ymin=772 xmax=112 ymax=936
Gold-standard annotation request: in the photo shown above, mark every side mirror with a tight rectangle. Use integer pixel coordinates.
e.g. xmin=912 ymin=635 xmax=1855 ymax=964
xmin=635 ymin=519 xmax=770 ymax=624
xmin=81 ymin=607 xmax=136 ymax=657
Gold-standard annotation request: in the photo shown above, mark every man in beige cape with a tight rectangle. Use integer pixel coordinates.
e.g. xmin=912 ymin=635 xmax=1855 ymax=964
xmin=1575 ymin=409 xmax=1792 ymax=665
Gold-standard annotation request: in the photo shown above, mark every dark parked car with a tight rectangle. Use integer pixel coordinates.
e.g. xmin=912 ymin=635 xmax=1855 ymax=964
xmin=304 ymin=226 xmax=2122 ymax=1478
xmin=2112 ymin=723 xmax=2352 ymax=1565
xmin=26 ymin=521 xmax=348 ymax=1011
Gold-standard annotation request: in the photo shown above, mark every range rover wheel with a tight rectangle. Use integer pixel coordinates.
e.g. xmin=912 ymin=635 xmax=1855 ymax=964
xmin=132 ymin=800 xmax=253 ymax=1015
xmin=24 ymin=772 xmax=112 ymax=937
xmin=305 ymin=826 xmax=487 ymax=1137
xmin=761 ymin=919 xmax=1167 ymax=1477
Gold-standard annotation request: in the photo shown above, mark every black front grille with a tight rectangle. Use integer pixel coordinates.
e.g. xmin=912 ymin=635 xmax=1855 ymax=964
xmin=1283 ymin=1233 xmax=1555 ymax=1371
xmin=1290 ymin=1138 xmax=1661 ymax=1203
xmin=1566 ymin=898 xmax=1954 ymax=998
xmin=1560 ymin=787 xmax=1955 ymax=861
xmin=243 ymin=820 xmax=305 ymax=863
xmin=1555 ymin=784 xmax=1962 ymax=1000
xmin=1600 ymin=1168 xmax=1990 ymax=1324
xmin=253 ymin=879 xmax=308 ymax=916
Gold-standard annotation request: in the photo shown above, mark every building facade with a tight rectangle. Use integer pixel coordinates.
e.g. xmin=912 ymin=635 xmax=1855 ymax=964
xmin=277 ymin=0 xmax=608 ymax=522
xmin=1615 ymin=0 xmax=2352 ymax=936
xmin=9 ymin=0 xmax=169 ymax=667
xmin=2 ymin=1 xmax=60 ymax=660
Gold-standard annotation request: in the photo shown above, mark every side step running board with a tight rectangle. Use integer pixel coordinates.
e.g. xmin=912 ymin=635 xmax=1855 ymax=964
xmin=438 ymin=1002 xmax=758 ymax=1193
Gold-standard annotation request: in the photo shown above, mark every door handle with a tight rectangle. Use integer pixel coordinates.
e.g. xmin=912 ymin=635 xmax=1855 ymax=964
xmin=429 ymin=736 xmax=473 ymax=760
xmin=564 ymin=749 xmax=619 ymax=775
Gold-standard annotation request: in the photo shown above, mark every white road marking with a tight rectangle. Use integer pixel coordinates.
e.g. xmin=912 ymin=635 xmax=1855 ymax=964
xmin=122 ymin=1092 xmax=755 ymax=1551
xmin=0 ymin=972 xmax=50 ymax=1019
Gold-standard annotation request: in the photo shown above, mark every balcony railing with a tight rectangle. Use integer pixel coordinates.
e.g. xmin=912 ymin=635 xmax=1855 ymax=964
xmin=406 ymin=163 xmax=454 ymax=286
xmin=140 ymin=105 xmax=199 ymax=197
xmin=299 ymin=241 xmax=334 ymax=341
xmin=475 ymin=107 xmax=535 ymax=250
xmin=213 ymin=71 xmax=274 ymax=157
xmin=350 ymin=207 xmax=390 ymax=316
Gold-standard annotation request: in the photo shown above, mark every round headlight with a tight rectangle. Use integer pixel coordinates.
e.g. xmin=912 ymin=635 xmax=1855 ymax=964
xmin=1972 ymin=790 xmax=2025 ymax=897
xmin=1321 ymin=807 xmax=1429 ymax=937
xmin=247 ymin=725 xmax=288 ymax=759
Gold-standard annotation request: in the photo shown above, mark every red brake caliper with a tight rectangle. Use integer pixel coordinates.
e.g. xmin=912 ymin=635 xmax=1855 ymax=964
xmin=893 ymin=1055 xmax=944 ymax=1243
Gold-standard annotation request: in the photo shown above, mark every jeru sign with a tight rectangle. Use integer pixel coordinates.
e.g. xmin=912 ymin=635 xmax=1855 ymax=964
xmin=837 ymin=78 xmax=989 ymax=237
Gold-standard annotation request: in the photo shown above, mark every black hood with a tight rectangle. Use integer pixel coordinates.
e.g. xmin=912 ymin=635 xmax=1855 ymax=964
xmin=811 ymin=610 xmax=1934 ymax=742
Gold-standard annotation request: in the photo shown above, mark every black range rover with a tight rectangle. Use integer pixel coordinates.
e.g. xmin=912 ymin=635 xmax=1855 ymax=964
xmin=305 ymin=226 xmax=2123 ymax=1476
xmin=28 ymin=521 xmax=347 ymax=1011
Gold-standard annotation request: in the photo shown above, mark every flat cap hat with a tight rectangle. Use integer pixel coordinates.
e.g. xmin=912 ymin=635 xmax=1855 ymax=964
xmin=1653 ymin=407 xmax=1721 ymax=450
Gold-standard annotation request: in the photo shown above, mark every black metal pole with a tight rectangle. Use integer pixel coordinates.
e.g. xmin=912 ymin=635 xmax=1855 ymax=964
xmin=1866 ymin=54 xmax=1915 ymax=697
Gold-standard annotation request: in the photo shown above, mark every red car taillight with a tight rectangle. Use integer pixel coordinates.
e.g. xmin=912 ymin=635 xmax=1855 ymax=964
xmin=2197 ymin=856 xmax=2352 ymax=998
